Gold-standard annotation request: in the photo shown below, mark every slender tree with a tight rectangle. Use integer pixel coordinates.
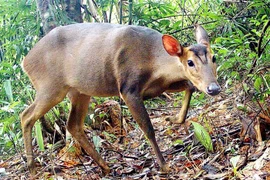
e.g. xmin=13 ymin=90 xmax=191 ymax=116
xmin=64 ymin=0 xmax=83 ymax=23
xmin=36 ymin=0 xmax=57 ymax=34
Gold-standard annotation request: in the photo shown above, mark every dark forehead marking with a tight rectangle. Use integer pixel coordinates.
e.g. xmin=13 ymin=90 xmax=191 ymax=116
xmin=189 ymin=44 xmax=207 ymax=56
xmin=189 ymin=44 xmax=208 ymax=63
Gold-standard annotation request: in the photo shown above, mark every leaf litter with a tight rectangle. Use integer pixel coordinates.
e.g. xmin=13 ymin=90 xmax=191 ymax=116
xmin=0 ymin=90 xmax=270 ymax=180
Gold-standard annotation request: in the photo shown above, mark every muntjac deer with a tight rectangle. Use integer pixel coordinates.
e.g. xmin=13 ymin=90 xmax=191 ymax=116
xmin=21 ymin=23 xmax=220 ymax=175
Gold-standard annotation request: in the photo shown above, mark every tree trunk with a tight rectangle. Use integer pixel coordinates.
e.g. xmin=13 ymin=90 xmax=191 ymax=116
xmin=36 ymin=0 xmax=57 ymax=34
xmin=64 ymin=0 xmax=83 ymax=23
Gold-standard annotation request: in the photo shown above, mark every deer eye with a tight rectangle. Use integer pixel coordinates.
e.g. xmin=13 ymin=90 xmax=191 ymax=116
xmin=212 ymin=56 xmax=216 ymax=63
xmin=187 ymin=60 xmax=195 ymax=67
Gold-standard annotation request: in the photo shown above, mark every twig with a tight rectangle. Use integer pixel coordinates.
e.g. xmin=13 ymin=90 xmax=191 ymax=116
xmin=258 ymin=19 xmax=270 ymax=57
xmin=150 ymin=14 xmax=198 ymax=23
xmin=238 ymin=110 xmax=261 ymax=145
xmin=260 ymin=38 xmax=270 ymax=55
xmin=171 ymin=21 xmax=218 ymax=34
xmin=248 ymin=19 xmax=270 ymax=74
xmin=162 ymin=92 xmax=172 ymax=100
xmin=222 ymin=0 xmax=249 ymax=2
xmin=80 ymin=4 xmax=99 ymax=22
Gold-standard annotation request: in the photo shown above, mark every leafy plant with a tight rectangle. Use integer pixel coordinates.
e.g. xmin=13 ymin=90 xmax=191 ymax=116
xmin=191 ymin=121 xmax=213 ymax=152
xmin=93 ymin=135 xmax=102 ymax=153
xmin=230 ymin=155 xmax=241 ymax=177
xmin=0 ymin=0 xmax=39 ymax=157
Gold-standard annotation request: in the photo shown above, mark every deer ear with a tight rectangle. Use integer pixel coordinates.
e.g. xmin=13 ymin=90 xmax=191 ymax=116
xmin=162 ymin=35 xmax=182 ymax=56
xmin=195 ymin=24 xmax=210 ymax=48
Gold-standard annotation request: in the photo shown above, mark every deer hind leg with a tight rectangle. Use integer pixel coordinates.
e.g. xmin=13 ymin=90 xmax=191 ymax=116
xmin=66 ymin=89 xmax=110 ymax=175
xmin=20 ymin=86 xmax=68 ymax=175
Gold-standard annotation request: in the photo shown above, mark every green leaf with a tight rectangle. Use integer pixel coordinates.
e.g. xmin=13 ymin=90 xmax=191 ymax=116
xmin=254 ymin=77 xmax=263 ymax=92
xmin=3 ymin=80 xmax=13 ymax=102
xmin=230 ymin=155 xmax=240 ymax=175
xmin=35 ymin=121 xmax=44 ymax=151
xmin=191 ymin=121 xmax=213 ymax=152
xmin=261 ymin=14 xmax=267 ymax=20
xmin=159 ymin=19 xmax=170 ymax=27
xmin=243 ymin=83 xmax=249 ymax=92
xmin=172 ymin=139 xmax=184 ymax=146
xmin=93 ymin=135 xmax=102 ymax=153
xmin=0 ymin=126 xmax=3 ymax=135
xmin=172 ymin=20 xmax=181 ymax=29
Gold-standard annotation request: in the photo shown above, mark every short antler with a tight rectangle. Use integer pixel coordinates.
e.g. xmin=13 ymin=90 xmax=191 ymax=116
xmin=194 ymin=24 xmax=210 ymax=47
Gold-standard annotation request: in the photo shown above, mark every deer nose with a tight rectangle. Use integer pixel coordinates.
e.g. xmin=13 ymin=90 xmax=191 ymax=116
xmin=206 ymin=83 xmax=221 ymax=96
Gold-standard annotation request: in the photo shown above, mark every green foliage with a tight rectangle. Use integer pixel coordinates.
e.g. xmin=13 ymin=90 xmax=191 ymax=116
xmin=144 ymin=97 xmax=167 ymax=109
xmin=3 ymin=80 xmax=13 ymax=102
xmin=0 ymin=0 xmax=39 ymax=156
xmin=172 ymin=139 xmax=184 ymax=146
xmin=213 ymin=1 xmax=270 ymax=107
xmin=133 ymin=1 xmax=177 ymax=30
xmin=191 ymin=121 xmax=213 ymax=152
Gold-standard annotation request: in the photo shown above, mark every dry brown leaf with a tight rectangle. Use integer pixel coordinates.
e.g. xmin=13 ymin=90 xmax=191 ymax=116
xmin=58 ymin=141 xmax=82 ymax=167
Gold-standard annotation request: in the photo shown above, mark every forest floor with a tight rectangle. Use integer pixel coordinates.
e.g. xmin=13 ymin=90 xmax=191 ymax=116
xmin=1 ymin=87 xmax=270 ymax=180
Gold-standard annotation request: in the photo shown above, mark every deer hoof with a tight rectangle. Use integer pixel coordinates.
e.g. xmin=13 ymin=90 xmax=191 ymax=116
xmin=102 ymin=166 xmax=111 ymax=176
xmin=160 ymin=163 xmax=170 ymax=172
xmin=165 ymin=114 xmax=185 ymax=124
xmin=165 ymin=115 xmax=177 ymax=122
xmin=28 ymin=161 xmax=37 ymax=176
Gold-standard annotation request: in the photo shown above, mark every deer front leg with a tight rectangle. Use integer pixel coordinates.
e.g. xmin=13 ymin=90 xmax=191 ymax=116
xmin=166 ymin=81 xmax=195 ymax=124
xmin=121 ymin=91 xmax=169 ymax=172
xmin=174 ymin=86 xmax=195 ymax=124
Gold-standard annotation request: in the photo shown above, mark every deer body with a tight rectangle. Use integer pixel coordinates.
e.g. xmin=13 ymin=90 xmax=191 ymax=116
xmin=23 ymin=23 xmax=184 ymax=98
xmin=21 ymin=23 xmax=220 ymax=175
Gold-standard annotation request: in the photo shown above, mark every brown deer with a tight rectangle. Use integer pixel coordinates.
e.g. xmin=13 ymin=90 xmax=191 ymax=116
xmin=21 ymin=23 xmax=220 ymax=175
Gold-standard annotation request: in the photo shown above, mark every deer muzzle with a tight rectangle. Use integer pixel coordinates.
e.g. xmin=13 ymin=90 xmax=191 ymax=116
xmin=206 ymin=82 xmax=221 ymax=96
